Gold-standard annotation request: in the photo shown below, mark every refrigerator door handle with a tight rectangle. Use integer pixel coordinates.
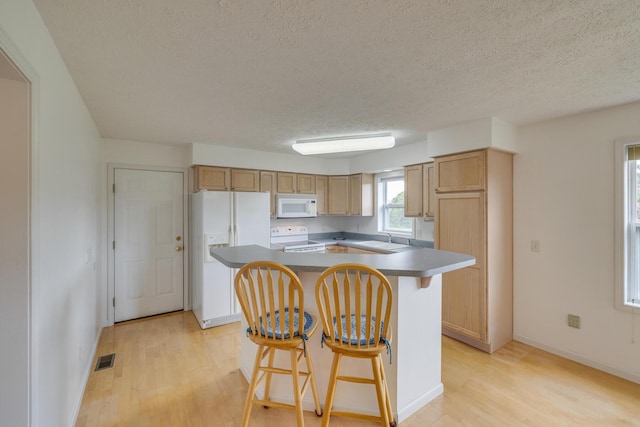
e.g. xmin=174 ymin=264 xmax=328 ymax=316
xmin=233 ymin=193 xmax=239 ymax=246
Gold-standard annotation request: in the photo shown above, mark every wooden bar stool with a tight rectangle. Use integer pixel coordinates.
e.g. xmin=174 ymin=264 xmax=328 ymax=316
xmin=234 ymin=261 xmax=322 ymax=427
xmin=314 ymin=263 xmax=396 ymax=427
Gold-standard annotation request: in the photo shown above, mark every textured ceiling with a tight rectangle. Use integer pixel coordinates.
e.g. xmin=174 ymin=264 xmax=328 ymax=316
xmin=33 ymin=0 xmax=640 ymax=155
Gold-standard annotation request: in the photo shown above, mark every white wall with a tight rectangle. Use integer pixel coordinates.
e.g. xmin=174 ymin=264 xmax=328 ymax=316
xmin=103 ymin=138 xmax=191 ymax=168
xmin=349 ymin=140 xmax=431 ymax=173
xmin=0 ymin=1 xmax=103 ymax=426
xmin=0 ymin=76 xmax=29 ymax=426
xmin=514 ymin=101 xmax=640 ymax=382
xmin=427 ymin=117 xmax=519 ymax=157
xmin=191 ymin=142 xmax=350 ymax=174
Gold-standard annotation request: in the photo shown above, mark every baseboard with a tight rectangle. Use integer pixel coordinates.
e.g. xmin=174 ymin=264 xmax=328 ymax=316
xmin=513 ymin=334 xmax=640 ymax=385
xmin=70 ymin=326 xmax=104 ymax=426
xmin=396 ymin=382 xmax=444 ymax=423
xmin=200 ymin=313 xmax=241 ymax=329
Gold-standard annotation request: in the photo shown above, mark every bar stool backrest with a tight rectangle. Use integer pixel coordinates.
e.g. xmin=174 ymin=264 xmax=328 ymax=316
xmin=235 ymin=261 xmax=305 ymax=342
xmin=315 ymin=263 xmax=392 ymax=350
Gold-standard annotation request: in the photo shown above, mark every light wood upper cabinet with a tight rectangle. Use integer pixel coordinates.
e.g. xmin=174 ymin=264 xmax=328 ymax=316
xmin=435 ymin=150 xmax=486 ymax=192
xmin=277 ymin=172 xmax=315 ymax=194
xmin=349 ymin=173 xmax=374 ymax=216
xmin=259 ymin=171 xmax=277 ymax=217
xmin=193 ymin=165 xmax=230 ymax=191
xmin=434 ymin=148 xmax=513 ymax=354
xmin=404 ymin=163 xmax=435 ymax=218
xmin=231 ymin=168 xmax=259 ymax=192
xmin=404 ymin=164 xmax=423 ymax=217
xmin=315 ymin=175 xmax=328 ymax=215
xmin=296 ymin=174 xmax=316 ymax=194
xmin=423 ymin=163 xmax=435 ymax=218
xmin=328 ymin=176 xmax=349 ymax=215
xmin=277 ymin=172 xmax=297 ymax=193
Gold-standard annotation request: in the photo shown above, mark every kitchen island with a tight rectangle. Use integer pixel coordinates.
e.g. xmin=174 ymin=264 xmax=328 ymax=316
xmin=210 ymin=244 xmax=474 ymax=423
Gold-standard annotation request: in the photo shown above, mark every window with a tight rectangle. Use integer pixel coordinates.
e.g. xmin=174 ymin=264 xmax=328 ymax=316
xmin=378 ymin=174 xmax=413 ymax=235
xmin=615 ymin=140 xmax=640 ymax=309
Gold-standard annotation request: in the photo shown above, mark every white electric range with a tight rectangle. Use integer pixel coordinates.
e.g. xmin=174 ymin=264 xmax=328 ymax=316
xmin=270 ymin=226 xmax=326 ymax=253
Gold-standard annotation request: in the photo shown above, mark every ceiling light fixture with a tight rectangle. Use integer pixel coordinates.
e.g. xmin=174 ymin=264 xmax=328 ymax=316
xmin=291 ymin=133 xmax=395 ymax=155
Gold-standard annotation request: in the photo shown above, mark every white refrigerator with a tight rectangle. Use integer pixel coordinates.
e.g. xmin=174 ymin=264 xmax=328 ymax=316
xmin=191 ymin=190 xmax=270 ymax=329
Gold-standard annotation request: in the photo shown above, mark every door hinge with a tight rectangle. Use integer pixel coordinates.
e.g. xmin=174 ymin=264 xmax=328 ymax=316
xmin=112 ymin=297 xmax=115 ymax=307
xmin=113 ymin=241 xmax=116 ymax=250
xmin=112 ymin=184 xmax=115 ymax=193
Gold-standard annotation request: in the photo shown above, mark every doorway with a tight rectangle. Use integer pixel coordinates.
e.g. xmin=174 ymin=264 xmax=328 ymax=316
xmin=0 ymin=47 xmax=31 ymax=424
xmin=111 ymin=167 xmax=187 ymax=322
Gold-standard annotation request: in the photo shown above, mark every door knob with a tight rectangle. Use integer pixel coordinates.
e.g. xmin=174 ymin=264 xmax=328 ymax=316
xmin=176 ymin=236 xmax=182 ymax=241
xmin=176 ymin=246 xmax=183 ymax=252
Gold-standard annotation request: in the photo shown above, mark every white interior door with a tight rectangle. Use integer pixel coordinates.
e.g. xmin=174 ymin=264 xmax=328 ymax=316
xmin=114 ymin=168 xmax=184 ymax=322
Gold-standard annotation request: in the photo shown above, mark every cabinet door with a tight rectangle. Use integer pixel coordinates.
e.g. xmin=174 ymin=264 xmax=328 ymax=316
xmin=315 ymin=175 xmax=328 ymax=215
xmin=259 ymin=171 xmax=277 ymax=217
xmin=435 ymin=150 xmax=486 ymax=192
xmin=231 ymin=168 xmax=259 ymax=192
xmin=423 ymin=163 xmax=435 ymax=218
xmin=194 ymin=165 xmax=230 ymax=191
xmin=296 ymin=174 xmax=316 ymax=194
xmin=349 ymin=174 xmax=362 ymax=216
xmin=277 ymin=172 xmax=296 ymax=193
xmin=325 ymin=245 xmax=347 ymax=253
xmin=404 ymin=164 xmax=423 ymax=217
xmin=349 ymin=173 xmax=374 ymax=216
xmin=328 ymin=176 xmax=349 ymax=215
xmin=436 ymin=191 xmax=486 ymax=342
xmin=346 ymin=246 xmax=379 ymax=254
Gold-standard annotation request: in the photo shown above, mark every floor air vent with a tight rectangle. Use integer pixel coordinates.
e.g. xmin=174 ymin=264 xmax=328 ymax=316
xmin=95 ymin=353 xmax=116 ymax=371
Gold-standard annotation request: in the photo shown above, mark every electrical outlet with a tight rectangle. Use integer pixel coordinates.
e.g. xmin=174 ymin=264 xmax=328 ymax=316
xmin=531 ymin=240 xmax=541 ymax=252
xmin=568 ymin=314 xmax=581 ymax=329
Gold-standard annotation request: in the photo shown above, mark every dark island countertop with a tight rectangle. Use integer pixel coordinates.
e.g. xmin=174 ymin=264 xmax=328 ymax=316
xmin=210 ymin=244 xmax=475 ymax=277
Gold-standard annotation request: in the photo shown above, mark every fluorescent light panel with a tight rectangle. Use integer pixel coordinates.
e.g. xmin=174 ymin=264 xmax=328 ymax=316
xmin=292 ymin=133 xmax=395 ymax=155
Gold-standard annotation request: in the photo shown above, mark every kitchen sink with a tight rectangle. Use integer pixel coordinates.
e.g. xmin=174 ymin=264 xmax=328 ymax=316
xmin=353 ymin=240 xmax=410 ymax=250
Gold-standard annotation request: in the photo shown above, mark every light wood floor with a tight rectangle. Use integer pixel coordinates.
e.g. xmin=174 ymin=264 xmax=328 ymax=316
xmin=76 ymin=311 xmax=640 ymax=426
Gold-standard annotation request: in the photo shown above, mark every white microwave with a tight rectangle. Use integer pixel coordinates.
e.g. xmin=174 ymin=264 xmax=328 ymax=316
xmin=276 ymin=194 xmax=318 ymax=218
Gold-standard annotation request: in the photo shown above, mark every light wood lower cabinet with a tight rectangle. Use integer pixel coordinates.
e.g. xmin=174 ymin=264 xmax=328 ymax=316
xmin=435 ymin=148 xmax=512 ymax=353
xmin=325 ymin=245 xmax=347 ymax=254
xmin=325 ymin=245 xmax=382 ymax=255
xmin=437 ymin=192 xmax=486 ymax=342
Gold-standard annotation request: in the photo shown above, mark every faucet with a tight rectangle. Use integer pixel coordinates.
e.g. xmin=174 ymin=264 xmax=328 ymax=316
xmin=387 ymin=233 xmax=392 ymax=243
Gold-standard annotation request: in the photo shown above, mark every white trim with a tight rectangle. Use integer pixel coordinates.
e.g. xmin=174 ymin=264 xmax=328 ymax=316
xmin=396 ymin=383 xmax=443 ymax=423
xmin=0 ymin=26 xmax=41 ymax=427
xmin=614 ymin=138 xmax=640 ymax=312
xmin=376 ymin=172 xmax=414 ymax=238
xmin=107 ymin=163 xmax=190 ymax=326
xmin=514 ymin=335 xmax=640 ymax=385
xmin=71 ymin=327 xmax=103 ymax=426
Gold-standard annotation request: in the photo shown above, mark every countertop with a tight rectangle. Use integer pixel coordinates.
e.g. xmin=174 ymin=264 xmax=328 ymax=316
xmin=209 ymin=244 xmax=475 ymax=277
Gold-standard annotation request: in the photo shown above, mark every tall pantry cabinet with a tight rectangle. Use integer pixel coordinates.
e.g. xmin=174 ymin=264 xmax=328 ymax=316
xmin=434 ymin=149 xmax=513 ymax=353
